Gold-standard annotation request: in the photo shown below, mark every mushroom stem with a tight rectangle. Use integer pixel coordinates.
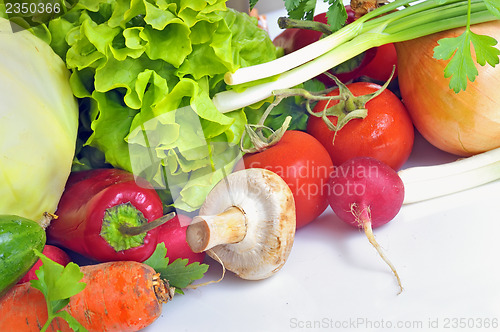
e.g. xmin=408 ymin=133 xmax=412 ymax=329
xmin=186 ymin=206 xmax=247 ymax=253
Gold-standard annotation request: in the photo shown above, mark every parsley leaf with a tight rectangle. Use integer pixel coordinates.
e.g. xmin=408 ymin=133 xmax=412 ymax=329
xmin=160 ymin=259 xmax=209 ymax=290
xmin=280 ymin=0 xmax=347 ymax=33
xmin=432 ymin=0 xmax=500 ymax=93
xmin=249 ymin=0 xmax=259 ymax=10
xmin=434 ymin=29 xmax=500 ymax=93
xmin=143 ymin=243 xmax=209 ymax=294
xmin=325 ymin=0 xmax=347 ymax=32
xmin=58 ymin=311 xmax=90 ymax=332
xmin=143 ymin=242 xmax=169 ymax=269
xmin=30 ymin=249 xmax=87 ymax=332
xmin=285 ymin=0 xmax=317 ymax=20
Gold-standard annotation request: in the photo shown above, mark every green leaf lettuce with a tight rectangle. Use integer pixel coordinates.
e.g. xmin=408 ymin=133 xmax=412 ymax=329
xmin=43 ymin=0 xmax=279 ymax=211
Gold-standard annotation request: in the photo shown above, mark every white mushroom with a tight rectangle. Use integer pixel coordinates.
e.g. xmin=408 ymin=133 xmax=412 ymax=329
xmin=186 ymin=168 xmax=296 ymax=280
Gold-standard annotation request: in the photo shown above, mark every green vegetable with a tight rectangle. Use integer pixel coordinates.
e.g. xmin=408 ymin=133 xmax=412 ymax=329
xmin=34 ymin=0 xmax=278 ymax=212
xmin=0 ymin=215 xmax=46 ymax=297
xmin=143 ymin=243 xmax=209 ymax=295
xmin=218 ymin=0 xmax=500 ymax=111
xmin=399 ymin=146 xmax=500 ymax=204
xmin=278 ymin=0 xmax=348 ymax=31
xmin=284 ymin=0 xmax=317 ymax=21
xmin=0 ymin=18 xmax=79 ymax=227
xmin=433 ymin=0 xmax=500 ymax=92
xmin=30 ymin=250 xmax=87 ymax=332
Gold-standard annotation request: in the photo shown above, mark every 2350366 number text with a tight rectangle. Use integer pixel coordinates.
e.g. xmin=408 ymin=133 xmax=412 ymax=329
xmin=5 ymin=2 xmax=60 ymax=14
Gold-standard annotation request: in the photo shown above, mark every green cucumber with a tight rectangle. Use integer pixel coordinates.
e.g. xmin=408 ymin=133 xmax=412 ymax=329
xmin=0 ymin=215 xmax=46 ymax=297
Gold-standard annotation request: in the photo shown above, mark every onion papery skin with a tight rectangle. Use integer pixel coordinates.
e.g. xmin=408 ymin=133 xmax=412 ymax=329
xmin=395 ymin=20 xmax=500 ymax=157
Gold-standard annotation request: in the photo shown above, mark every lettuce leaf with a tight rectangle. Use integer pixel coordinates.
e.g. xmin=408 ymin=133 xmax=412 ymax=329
xmin=44 ymin=0 xmax=278 ymax=211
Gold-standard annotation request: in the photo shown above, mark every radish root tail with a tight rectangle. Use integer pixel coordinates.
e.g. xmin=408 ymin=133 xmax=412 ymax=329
xmin=353 ymin=204 xmax=403 ymax=294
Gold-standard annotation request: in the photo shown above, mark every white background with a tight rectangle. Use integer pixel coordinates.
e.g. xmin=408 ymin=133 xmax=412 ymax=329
xmin=145 ymin=1 xmax=500 ymax=331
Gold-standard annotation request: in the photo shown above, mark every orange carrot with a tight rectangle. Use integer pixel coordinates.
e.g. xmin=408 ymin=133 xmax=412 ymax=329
xmin=0 ymin=261 xmax=174 ymax=332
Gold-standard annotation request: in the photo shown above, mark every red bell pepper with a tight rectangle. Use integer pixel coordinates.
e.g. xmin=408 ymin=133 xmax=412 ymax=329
xmin=46 ymin=168 xmax=175 ymax=262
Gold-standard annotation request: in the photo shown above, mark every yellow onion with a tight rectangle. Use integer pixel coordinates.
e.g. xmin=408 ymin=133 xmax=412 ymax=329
xmin=395 ymin=20 xmax=500 ymax=156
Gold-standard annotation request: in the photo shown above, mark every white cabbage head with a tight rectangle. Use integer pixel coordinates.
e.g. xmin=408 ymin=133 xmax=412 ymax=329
xmin=0 ymin=18 xmax=78 ymax=227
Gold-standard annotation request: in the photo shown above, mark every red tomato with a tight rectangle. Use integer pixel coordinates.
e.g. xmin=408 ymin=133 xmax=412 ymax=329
xmin=360 ymin=43 xmax=398 ymax=82
xmin=241 ymin=130 xmax=334 ymax=229
xmin=306 ymin=82 xmax=414 ymax=170
xmin=276 ymin=8 xmax=356 ymax=52
xmin=273 ymin=8 xmax=376 ymax=85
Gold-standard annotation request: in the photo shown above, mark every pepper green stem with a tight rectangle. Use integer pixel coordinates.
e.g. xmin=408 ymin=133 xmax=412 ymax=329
xmin=119 ymin=211 xmax=176 ymax=236
xmin=100 ymin=202 xmax=176 ymax=252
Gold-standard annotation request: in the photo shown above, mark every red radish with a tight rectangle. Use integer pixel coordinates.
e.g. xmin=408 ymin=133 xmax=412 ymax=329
xmin=17 ymin=245 xmax=71 ymax=284
xmin=328 ymin=157 xmax=404 ymax=292
xmin=157 ymin=214 xmax=206 ymax=264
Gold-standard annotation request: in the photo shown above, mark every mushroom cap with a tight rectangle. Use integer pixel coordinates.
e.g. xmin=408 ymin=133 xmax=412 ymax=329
xmin=200 ymin=168 xmax=296 ymax=280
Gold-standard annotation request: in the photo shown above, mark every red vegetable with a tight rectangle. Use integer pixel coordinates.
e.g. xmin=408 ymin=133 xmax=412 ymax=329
xmin=273 ymin=12 xmax=350 ymax=53
xmin=0 ymin=261 xmax=173 ymax=332
xmin=46 ymin=168 xmax=174 ymax=262
xmin=17 ymin=245 xmax=71 ymax=284
xmin=328 ymin=156 xmax=404 ymax=292
xmin=273 ymin=8 xmax=377 ymax=85
xmin=306 ymin=81 xmax=414 ymax=170
xmin=240 ymin=130 xmax=334 ymax=229
xmin=359 ymin=43 xmax=398 ymax=82
xmin=157 ymin=214 xmax=206 ymax=264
